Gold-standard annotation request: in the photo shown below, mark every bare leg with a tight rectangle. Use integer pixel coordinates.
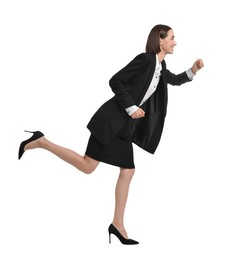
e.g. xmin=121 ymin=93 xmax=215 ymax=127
xmin=24 ymin=136 xmax=99 ymax=174
xmin=112 ymin=168 xmax=135 ymax=239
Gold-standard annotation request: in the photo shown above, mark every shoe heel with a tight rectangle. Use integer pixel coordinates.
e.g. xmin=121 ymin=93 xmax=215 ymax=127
xmin=109 ymin=233 xmax=111 ymax=244
xmin=24 ymin=130 xmax=35 ymax=134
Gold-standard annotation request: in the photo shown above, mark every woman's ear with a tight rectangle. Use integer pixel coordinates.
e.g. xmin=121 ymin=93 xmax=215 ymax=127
xmin=159 ymin=38 xmax=162 ymax=50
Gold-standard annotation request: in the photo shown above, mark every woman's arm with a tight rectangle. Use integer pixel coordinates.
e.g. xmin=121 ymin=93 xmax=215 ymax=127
xmin=109 ymin=53 xmax=149 ymax=108
xmin=165 ymin=59 xmax=204 ymax=86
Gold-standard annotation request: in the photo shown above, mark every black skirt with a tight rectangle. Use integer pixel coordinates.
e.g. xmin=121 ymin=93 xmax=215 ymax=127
xmin=85 ymin=119 xmax=135 ymax=169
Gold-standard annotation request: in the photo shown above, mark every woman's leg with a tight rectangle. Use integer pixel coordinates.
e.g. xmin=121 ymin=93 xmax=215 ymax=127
xmin=24 ymin=136 xmax=99 ymax=174
xmin=112 ymin=167 xmax=135 ymax=239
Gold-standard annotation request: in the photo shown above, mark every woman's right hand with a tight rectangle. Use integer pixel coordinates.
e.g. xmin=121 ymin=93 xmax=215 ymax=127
xmin=131 ymin=108 xmax=145 ymax=119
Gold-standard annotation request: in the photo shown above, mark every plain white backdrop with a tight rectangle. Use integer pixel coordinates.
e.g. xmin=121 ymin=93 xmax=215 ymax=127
xmin=1 ymin=0 xmax=226 ymax=259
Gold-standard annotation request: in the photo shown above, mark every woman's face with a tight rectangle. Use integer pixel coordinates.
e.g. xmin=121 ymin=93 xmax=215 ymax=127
xmin=160 ymin=29 xmax=177 ymax=54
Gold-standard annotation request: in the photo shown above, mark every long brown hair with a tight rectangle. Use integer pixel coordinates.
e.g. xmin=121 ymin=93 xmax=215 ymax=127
xmin=145 ymin=24 xmax=172 ymax=53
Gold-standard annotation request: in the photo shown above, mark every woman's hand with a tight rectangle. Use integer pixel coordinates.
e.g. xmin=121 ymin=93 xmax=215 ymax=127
xmin=191 ymin=59 xmax=204 ymax=74
xmin=131 ymin=108 xmax=145 ymax=119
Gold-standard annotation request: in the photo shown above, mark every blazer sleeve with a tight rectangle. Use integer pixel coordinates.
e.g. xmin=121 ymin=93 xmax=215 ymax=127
xmin=165 ymin=69 xmax=192 ymax=86
xmin=109 ymin=53 xmax=150 ymax=109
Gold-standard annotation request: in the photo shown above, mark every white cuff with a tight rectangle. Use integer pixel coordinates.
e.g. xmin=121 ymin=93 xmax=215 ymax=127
xmin=186 ymin=68 xmax=195 ymax=79
xmin=125 ymin=105 xmax=139 ymax=116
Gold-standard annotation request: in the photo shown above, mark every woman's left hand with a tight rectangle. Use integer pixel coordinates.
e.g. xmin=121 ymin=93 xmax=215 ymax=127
xmin=191 ymin=59 xmax=204 ymax=74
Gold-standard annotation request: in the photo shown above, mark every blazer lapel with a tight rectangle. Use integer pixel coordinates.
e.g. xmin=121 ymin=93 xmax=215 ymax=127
xmin=136 ymin=54 xmax=156 ymax=106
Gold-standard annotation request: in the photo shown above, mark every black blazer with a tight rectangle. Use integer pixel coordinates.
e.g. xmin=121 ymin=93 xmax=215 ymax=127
xmin=87 ymin=53 xmax=191 ymax=153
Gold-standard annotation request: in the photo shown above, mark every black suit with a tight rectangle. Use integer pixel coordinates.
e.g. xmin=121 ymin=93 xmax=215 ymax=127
xmin=87 ymin=52 xmax=191 ymax=154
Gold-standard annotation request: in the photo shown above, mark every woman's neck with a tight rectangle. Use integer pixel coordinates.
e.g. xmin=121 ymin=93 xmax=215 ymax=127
xmin=157 ymin=51 xmax=166 ymax=63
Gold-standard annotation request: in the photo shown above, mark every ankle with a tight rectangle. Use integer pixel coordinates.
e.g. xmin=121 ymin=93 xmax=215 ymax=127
xmin=112 ymin=222 xmax=128 ymax=239
xmin=112 ymin=220 xmax=124 ymax=228
xmin=25 ymin=136 xmax=44 ymax=150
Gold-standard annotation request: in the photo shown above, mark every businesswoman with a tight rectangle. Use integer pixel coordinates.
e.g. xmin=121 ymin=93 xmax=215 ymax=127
xmin=18 ymin=24 xmax=204 ymax=245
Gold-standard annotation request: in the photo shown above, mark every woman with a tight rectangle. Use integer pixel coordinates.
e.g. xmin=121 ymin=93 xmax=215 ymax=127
xmin=18 ymin=24 xmax=204 ymax=245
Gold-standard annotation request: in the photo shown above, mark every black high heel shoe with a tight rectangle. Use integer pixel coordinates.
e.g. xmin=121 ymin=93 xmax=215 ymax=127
xmin=108 ymin=224 xmax=139 ymax=245
xmin=18 ymin=130 xmax=44 ymax=160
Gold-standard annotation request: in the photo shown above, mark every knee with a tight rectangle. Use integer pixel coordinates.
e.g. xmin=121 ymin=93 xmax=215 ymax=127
xmin=127 ymin=168 xmax=135 ymax=175
xmin=82 ymin=155 xmax=99 ymax=174
xmin=83 ymin=167 xmax=95 ymax=174
xmin=83 ymin=165 xmax=98 ymax=174
xmin=122 ymin=167 xmax=135 ymax=173
xmin=120 ymin=168 xmax=135 ymax=178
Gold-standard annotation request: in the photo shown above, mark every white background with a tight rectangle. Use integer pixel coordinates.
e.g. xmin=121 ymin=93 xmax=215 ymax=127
xmin=1 ymin=0 xmax=226 ymax=259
